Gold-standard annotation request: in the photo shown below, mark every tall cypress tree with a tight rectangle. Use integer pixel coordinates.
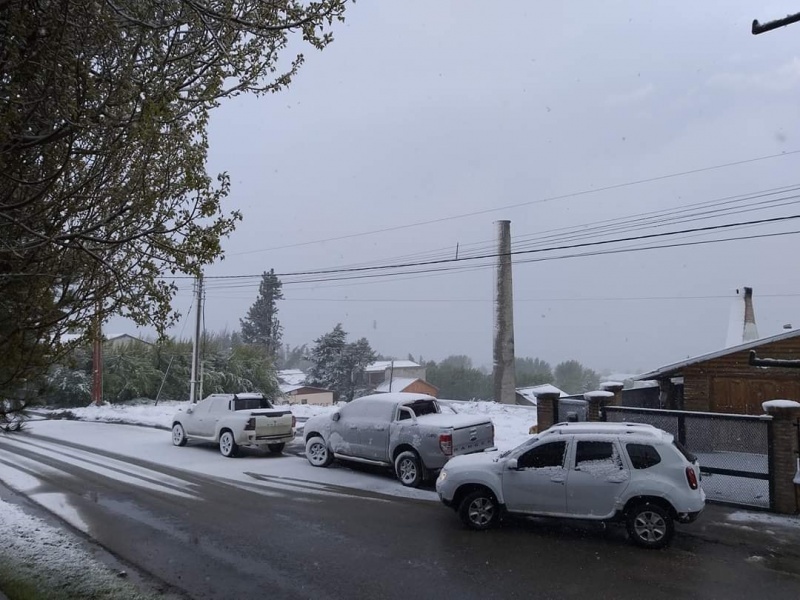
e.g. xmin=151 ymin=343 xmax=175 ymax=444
xmin=240 ymin=270 xmax=284 ymax=360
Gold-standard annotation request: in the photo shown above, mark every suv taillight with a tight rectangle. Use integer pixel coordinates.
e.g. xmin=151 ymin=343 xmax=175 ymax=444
xmin=439 ymin=433 xmax=453 ymax=456
xmin=244 ymin=417 xmax=256 ymax=431
xmin=291 ymin=415 xmax=296 ymax=428
xmin=685 ymin=466 xmax=698 ymax=490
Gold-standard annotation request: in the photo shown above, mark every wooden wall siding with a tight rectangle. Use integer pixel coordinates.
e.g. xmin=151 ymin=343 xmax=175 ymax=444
xmin=682 ymin=336 xmax=800 ymax=414
xmin=403 ymin=380 xmax=439 ymax=397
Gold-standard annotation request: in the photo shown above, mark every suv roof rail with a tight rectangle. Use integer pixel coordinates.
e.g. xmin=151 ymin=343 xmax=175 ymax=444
xmin=543 ymin=421 xmax=665 ymax=439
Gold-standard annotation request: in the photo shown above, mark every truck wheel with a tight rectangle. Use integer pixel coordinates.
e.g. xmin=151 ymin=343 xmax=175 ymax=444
xmin=459 ymin=489 xmax=499 ymax=530
xmin=219 ymin=430 xmax=239 ymax=458
xmin=394 ymin=451 xmax=424 ymax=488
xmin=626 ymin=502 xmax=674 ymax=549
xmin=171 ymin=423 xmax=187 ymax=447
xmin=305 ymin=436 xmax=333 ymax=467
xmin=268 ymin=443 xmax=285 ymax=454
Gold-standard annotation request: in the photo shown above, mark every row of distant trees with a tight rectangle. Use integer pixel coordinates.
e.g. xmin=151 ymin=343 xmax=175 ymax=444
xmin=422 ymin=355 xmax=600 ymax=400
xmin=35 ymin=270 xmax=600 ymax=407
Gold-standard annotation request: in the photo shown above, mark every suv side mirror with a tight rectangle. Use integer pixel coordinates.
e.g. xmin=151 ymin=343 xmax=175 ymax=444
xmin=331 ymin=412 xmax=340 ymax=422
xmin=506 ymin=458 xmax=519 ymax=470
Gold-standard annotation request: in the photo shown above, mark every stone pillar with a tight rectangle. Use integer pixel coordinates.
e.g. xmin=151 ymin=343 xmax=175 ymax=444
xmin=762 ymin=400 xmax=800 ymax=515
xmin=584 ymin=390 xmax=616 ymax=422
xmin=535 ymin=391 xmax=561 ymax=432
xmin=600 ymin=381 xmax=624 ymax=407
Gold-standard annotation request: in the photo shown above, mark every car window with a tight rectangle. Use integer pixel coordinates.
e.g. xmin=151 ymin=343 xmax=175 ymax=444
xmin=518 ymin=441 xmax=567 ymax=469
xmin=210 ymin=398 xmax=229 ymax=412
xmin=575 ymin=441 xmax=621 ymax=469
xmin=626 ymin=443 xmax=662 ymax=469
xmin=404 ymin=399 xmax=439 ymax=416
xmin=192 ymin=400 xmax=210 ymax=415
xmin=233 ymin=397 xmax=273 ymax=411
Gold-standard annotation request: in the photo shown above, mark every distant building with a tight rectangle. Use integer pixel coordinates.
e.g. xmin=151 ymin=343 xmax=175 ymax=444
xmin=60 ymin=332 xmax=150 ymax=349
xmin=515 ymin=384 xmax=568 ymax=406
xmin=279 ymin=384 xmax=333 ymax=406
xmin=365 ymin=360 xmax=426 ymax=386
xmin=277 ymin=369 xmax=307 ymax=386
xmin=375 ymin=377 xmax=439 ymax=396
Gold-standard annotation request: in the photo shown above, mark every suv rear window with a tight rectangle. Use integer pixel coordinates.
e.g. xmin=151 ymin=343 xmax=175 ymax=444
xmin=626 ymin=443 xmax=661 ymax=469
xmin=672 ymin=440 xmax=697 ymax=463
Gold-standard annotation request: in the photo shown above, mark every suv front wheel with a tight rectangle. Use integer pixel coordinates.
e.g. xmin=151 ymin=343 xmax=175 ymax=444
xmin=459 ymin=489 xmax=500 ymax=531
xmin=626 ymin=502 xmax=674 ymax=549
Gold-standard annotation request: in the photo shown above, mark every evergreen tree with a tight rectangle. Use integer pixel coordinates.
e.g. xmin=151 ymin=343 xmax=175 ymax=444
xmin=307 ymin=325 xmax=375 ymax=401
xmin=240 ymin=270 xmax=284 ymax=360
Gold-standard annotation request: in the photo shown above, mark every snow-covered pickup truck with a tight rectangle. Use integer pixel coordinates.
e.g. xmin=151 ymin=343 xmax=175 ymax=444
xmin=171 ymin=393 xmax=295 ymax=457
xmin=303 ymin=393 xmax=495 ymax=487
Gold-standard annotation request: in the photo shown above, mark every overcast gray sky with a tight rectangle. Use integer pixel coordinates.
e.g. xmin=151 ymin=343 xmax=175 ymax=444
xmin=112 ymin=0 xmax=800 ymax=374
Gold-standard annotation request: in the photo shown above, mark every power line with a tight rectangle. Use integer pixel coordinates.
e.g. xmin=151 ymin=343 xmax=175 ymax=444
xmin=230 ymin=149 xmax=800 ymax=256
xmin=202 ymin=212 xmax=800 ymax=281
xmin=275 ymin=292 xmax=800 ymax=303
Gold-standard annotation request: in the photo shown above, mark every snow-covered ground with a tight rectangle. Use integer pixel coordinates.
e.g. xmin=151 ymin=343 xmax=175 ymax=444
xmin=0 ymin=497 xmax=179 ymax=599
xmin=36 ymin=398 xmax=538 ymax=451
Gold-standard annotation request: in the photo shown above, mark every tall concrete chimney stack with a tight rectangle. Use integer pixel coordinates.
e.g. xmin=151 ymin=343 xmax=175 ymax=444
xmin=725 ymin=286 xmax=759 ymax=347
xmin=742 ymin=286 xmax=758 ymax=343
xmin=493 ymin=220 xmax=516 ymax=404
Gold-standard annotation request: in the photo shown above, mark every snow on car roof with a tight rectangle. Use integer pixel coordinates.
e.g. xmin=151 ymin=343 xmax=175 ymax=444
xmin=354 ymin=392 xmax=435 ymax=404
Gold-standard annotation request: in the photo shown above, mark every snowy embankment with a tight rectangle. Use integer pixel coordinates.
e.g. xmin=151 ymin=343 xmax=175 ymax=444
xmin=0 ymin=498 xmax=177 ymax=600
xmin=38 ymin=398 xmax=538 ymax=451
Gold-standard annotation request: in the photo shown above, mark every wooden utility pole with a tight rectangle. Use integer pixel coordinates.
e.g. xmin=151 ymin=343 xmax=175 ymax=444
xmin=189 ymin=275 xmax=204 ymax=403
xmin=91 ymin=305 xmax=103 ymax=406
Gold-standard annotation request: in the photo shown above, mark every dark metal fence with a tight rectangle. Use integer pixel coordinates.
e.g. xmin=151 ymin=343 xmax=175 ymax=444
xmin=557 ymin=398 xmax=588 ymax=422
xmin=604 ymin=406 xmax=773 ymax=510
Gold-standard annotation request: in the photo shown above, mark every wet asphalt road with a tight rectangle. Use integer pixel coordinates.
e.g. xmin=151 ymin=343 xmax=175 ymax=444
xmin=1 ymin=431 xmax=799 ymax=600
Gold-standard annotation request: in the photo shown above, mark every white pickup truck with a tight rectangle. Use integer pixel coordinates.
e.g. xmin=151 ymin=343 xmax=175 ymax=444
xmin=303 ymin=393 xmax=495 ymax=487
xmin=171 ymin=393 xmax=295 ymax=457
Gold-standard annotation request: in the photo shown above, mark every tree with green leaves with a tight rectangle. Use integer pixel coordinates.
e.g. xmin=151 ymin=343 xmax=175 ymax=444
xmin=515 ymin=357 xmax=553 ymax=387
xmin=0 ymin=1 xmax=349 ymax=423
xmin=240 ymin=270 xmax=284 ymax=360
xmin=425 ymin=356 xmax=493 ymax=401
xmin=307 ymin=324 xmax=376 ymax=401
xmin=554 ymin=360 xmax=600 ymax=395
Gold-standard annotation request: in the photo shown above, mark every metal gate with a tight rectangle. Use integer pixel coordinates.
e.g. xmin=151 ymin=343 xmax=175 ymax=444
xmin=604 ymin=406 xmax=773 ymax=510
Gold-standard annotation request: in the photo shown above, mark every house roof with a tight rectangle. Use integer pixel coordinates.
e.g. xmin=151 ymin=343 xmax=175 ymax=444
xmin=277 ymin=369 xmax=307 ymax=385
xmin=366 ymin=360 xmax=421 ymax=372
xmin=635 ymin=328 xmax=800 ymax=381
xmin=515 ymin=384 xmax=567 ymax=404
xmin=279 ymin=384 xmax=330 ymax=395
xmin=375 ymin=377 xmax=435 ymax=393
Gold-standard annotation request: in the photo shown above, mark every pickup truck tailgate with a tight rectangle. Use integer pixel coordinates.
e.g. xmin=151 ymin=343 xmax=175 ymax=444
xmin=452 ymin=421 xmax=494 ymax=455
xmin=249 ymin=410 xmax=294 ymax=439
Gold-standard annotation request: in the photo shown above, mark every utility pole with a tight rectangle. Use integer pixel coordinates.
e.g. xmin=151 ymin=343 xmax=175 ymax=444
xmin=189 ymin=274 xmax=203 ymax=403
xmin=90 ymin=303 xmax=103 ymax=406
xmin=493 ymin=220 xmax=516 ymax=404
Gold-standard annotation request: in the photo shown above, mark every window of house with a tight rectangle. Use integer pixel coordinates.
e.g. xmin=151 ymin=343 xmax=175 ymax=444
xmin=518 ymin=441 xmax=567 ymax=469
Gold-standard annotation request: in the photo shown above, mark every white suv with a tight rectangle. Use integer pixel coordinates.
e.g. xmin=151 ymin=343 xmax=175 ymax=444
xmin=435 ymin=422 xmax=705 ymax=548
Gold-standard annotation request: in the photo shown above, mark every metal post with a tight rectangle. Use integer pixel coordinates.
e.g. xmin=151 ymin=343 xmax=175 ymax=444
xmin=493 ymin=220 xmax=516 ymax=404
xmin=767 ymin=419 xmax=776 ymax=512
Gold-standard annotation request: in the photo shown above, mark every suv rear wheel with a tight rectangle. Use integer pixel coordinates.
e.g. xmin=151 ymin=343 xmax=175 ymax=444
xmin=459 ymin=489 xmax=500 ymax=530
xmin=626 ymin=502 xmax=674 ymax=549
